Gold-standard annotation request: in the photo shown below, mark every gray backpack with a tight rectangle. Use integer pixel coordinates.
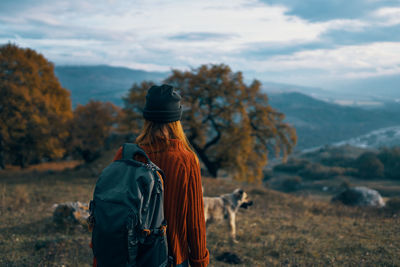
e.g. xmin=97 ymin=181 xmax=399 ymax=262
xmin=89 ymin=143 xmax=169 ymax=267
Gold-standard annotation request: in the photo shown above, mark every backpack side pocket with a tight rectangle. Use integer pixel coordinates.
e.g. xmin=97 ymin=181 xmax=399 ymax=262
xmin=127 ymin=210 xmax=139 ymax=266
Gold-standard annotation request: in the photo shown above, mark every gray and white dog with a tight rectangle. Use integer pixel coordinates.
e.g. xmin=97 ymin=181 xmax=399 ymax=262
xmin=203 ymin=188 xmax=253 ymax=243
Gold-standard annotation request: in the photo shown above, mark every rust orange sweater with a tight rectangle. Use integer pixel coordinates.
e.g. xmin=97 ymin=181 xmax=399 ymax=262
xmin=112 ymin=139 xmax=209 ymax=267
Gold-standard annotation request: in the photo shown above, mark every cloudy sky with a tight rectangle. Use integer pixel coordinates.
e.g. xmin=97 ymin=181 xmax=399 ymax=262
xmin=1 ymin=0 xmax=400 ymax=92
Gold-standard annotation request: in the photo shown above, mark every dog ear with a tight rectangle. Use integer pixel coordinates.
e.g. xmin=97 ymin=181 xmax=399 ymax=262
xmin=233 ymin=189 xmax=244 ymax=200
xmin=235 ymin=188 xmax=243 ymax=196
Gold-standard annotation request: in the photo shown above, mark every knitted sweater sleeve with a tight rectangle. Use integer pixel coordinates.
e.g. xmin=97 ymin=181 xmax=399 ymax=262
xmin=186 ymin=155 xmax=210 ymax=267
xmin=113 ymin=146 xmax=123 ymax=161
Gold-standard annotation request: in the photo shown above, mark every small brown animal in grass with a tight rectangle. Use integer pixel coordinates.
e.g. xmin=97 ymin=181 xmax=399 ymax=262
xmin=52 ymin=201 xmax=90 ymax=227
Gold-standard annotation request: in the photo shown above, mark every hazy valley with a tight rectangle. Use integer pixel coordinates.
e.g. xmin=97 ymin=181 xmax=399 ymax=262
xmin=55 ymin=65 xmax=400 ymax=151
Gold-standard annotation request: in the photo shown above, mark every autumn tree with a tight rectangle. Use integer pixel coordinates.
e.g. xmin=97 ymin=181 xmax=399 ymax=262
xmin=119 ymin=81 xmax=154 ymax=136
xmin=122 ymin=64 xmax=297 ymax=182
xmin=0 ymin=43 xmax=72 ymax=168
xmin=69 ymin=100 xmax=120 ymax=163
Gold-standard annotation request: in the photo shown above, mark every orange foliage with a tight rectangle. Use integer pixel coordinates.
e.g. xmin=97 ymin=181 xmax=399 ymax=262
xmin=69 ymin=100 xmax=120 ymax=163
xmin=0 ymin=43 xmax=73 ymax=167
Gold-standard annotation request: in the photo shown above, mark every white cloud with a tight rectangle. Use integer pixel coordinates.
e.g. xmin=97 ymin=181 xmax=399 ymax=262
xmin=0 ymin=0 xmax=331 ymax=71
xmin=320 ymin=19 xmax=368 ymax=32
xmin=372 ymin=7 xmax=400 ymax=25
xmin=237 ymin=42 xmax=400 ymax=81
xmin=1 ymin=0 xmax=400 ymax=84
xmin=0 ymin=0 xmax=348 ymax=51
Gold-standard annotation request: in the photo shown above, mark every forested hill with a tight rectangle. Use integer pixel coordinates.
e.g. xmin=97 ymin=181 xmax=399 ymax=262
xmin=54 ymin=65 xmax=400 ymax=150
xmin=268 ymin=92 xmax=400 ymax=150
xmin=54 ymin=65 xmax=167 ymax=106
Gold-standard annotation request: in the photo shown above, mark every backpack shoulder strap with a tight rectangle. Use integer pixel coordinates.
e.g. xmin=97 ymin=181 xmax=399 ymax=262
xmin=122 ymin=143 xmax=150 ymax=163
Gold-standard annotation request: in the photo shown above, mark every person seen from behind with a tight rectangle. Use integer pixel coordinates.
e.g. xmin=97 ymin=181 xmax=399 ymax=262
xmin=113 ymin=84 xmax=209 ymax=267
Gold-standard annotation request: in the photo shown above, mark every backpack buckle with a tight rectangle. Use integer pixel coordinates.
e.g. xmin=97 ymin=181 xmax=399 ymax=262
xmin=142 ymin=229 xmax=151 ymax=236
xmin=160 ymin=224 xmax=167 ymax=235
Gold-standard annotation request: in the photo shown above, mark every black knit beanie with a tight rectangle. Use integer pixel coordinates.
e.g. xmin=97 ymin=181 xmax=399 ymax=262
xmin=143 ymin=84 xmax=183 ymax=123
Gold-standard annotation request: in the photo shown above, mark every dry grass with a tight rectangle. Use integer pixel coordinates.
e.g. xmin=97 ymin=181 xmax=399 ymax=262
xmin=0 ymin=159 xmax=399 ymax=266
xmin=0 ymin=167 xmax=95 ymax=267
xmin=4 ymin=160 xmax=82 ymax=172
xmin=203 ymin=178 xmax=400 ymax=266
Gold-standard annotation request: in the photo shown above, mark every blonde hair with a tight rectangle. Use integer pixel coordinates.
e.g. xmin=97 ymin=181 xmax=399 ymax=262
xmin=136 ymin=120 xmax=199 ymax=164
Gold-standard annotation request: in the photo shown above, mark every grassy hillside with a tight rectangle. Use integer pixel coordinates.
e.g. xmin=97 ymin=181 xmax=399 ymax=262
xmin=268 ymin=145 xmax=400 ymax=202
xmin=1 ymin=153 xmax=399 ymax=266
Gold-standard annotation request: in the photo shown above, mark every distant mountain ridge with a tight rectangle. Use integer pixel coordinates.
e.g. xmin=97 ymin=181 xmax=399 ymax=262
xmin=333 ymin=126 xmax=400 ymax=149
xmin=54 ymin=65 xmax=400 ymax=150
xmin=262 ymin=81 xmax=392 ymax=107
xmin=54 ymin=65 xmax=168 ymax=106
xmin=268 ymin=92 xmax=400 ymax=150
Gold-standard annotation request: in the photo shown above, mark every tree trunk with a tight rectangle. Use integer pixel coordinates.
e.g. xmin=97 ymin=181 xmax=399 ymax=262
xmin=203 ymin=161 xmax=218 ymax=178
xmin=190 ymin=141 xmax=219 ymax=178
xmin=0 ymin=136 xmax=4 ymax=169
xmin=0 ymin=152 xmax=4 ymax=169
xmin=17 ymin=152 xmax=26 ymax=169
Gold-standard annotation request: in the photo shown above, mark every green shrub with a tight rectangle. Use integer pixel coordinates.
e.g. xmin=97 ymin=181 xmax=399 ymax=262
xmin=263 ymin=169 xmax=274 ymax=181
xmin=354 ymin=152 xmax=384 ymax=179
xmin=298 ymin=163 xmax=345 ymax=180
xmin=273 ymin=158 xmax=311 ymax=174
xmin=385 ymin=197 xmax=400 ymax=213
xmin=321 ymin=156 xmax=354 ymax=168
xmin=281 ymin=176 xmax=302 ymax=192
xmin=336 ymin=176 xmax=351 ymax=189
xmin=342 ymin=168 xmax=358 ymax=177
xmin=378 ymin=147 xmax=400 ymax=180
